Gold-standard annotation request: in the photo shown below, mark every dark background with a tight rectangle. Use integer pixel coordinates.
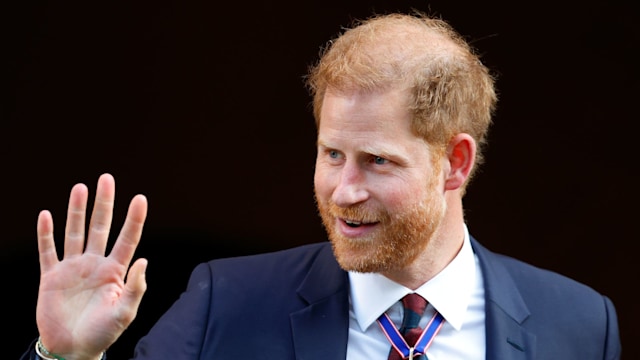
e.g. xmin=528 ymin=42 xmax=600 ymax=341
xmin=2 ymin=0 xmax=637 ymax=358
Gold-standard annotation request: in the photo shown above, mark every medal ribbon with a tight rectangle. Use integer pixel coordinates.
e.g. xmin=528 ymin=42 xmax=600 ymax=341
xmin=377 ymin=311 xmax=445 ymax=359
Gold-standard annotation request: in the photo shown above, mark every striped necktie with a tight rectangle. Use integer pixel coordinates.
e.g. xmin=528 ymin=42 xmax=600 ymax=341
xmin=387 ymin=293 xmax=428 ymax=360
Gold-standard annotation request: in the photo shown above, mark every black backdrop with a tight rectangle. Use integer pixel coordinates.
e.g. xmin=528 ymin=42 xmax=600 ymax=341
xmin=2 ymin=0 xmax=637 ymax=358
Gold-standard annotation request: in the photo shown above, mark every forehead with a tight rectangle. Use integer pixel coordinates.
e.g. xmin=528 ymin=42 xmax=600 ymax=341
xmin=319 ymin=87 xmax=413 ymax=136
xmin=317 ymin=87 xmax=427 ymax=154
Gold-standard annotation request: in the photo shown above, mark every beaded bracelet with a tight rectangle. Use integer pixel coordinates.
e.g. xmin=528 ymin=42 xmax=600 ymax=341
xmin=35 ymin=337 xmax=65 ymax=360
xmin=35 ymin=337 xmax=106 ymax=360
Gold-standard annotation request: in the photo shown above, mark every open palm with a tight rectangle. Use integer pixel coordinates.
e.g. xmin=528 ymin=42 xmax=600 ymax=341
xmin=35 ymin=174 xmax=148 ymax=360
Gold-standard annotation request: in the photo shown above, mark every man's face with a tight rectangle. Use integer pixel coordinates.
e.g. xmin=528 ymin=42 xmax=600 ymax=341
xmin=314 ymin=87 xmax=446 ymax=274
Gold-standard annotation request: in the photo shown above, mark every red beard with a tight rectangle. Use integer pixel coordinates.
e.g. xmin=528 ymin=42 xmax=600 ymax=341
xmin=316 ymin=186 xmax=445 ymax=273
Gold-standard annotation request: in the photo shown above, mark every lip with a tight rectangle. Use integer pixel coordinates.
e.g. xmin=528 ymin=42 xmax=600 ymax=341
xmin=336 ymin=217 xmax=379 ymax=238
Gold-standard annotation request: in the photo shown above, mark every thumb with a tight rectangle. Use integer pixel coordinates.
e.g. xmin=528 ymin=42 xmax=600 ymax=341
xmin=119 ymin=258 xmax=148 ymax=325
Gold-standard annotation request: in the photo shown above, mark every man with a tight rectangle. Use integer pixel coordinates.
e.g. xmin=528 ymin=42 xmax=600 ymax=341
xmin=22 ymin=11 xmax=620 ymax=360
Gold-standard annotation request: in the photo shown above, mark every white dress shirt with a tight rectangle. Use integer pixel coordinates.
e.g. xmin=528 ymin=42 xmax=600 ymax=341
xmin=346 ymin=225 xmax=486 ymax=360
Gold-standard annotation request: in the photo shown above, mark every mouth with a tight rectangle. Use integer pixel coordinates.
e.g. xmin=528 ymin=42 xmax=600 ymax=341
xmin=342 ymin=218 xmax=378 ymax=228
xmin=333 ymin=215 xmax=381 ymax=238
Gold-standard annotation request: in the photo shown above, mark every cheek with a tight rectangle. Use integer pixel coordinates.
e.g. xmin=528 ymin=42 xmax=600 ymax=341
xmin=313 ymin=165 xmax=334 ymax=200
xmin=377 ymin=176 xmax=429 ymax=209
xmin=378 ymin=187 xmax=413 ymax=210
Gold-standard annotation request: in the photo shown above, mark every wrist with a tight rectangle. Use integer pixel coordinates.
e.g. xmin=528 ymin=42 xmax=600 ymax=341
xmin=35 ymin=337 xmax=105 ymax=360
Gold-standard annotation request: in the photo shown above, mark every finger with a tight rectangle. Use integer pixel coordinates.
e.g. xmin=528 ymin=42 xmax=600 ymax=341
xmin=109 ymin=194 xmax=148 ymax=267
xmin=118 ymin=258 xmax=148 ymax=326
xmin=37 ymin=210 xmax=59 ymax=273
xmin=63 ymin=183 xmax=89 ymax=257
xmin=85 ymin=173 xmax=116 ymax=255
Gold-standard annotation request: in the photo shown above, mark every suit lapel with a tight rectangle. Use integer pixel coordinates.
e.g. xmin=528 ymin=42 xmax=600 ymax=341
xmin=484 ymin=302 xmax=536 ymax=360
xmin=471 ymin=237 xmax=535 ymax=360
xmin=290 ymin=243 xmax=350 ymax=360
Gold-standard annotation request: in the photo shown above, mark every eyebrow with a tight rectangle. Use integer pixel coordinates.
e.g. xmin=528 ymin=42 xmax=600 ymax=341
xmin=317 ymin=139 xmax=409 ymax=164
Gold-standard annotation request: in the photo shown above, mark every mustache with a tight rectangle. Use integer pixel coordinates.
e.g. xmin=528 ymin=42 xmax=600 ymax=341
xmin=322 ymin=201 xmax=390 ymax=223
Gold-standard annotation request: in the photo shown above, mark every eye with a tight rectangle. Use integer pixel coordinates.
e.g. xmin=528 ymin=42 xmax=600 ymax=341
xmin=373 ymin=156 xmax=388 ymax=165
xmin=329 ymin=150 xmax=340 ymax=159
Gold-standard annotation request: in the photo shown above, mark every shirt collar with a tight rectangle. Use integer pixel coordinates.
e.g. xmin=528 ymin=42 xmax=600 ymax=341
xmin=348 ymin=225 xmax=476 ymax=331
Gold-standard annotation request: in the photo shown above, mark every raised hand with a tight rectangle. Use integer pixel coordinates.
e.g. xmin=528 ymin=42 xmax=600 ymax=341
xmin=35 ymin=174 xmax=148 ymax=360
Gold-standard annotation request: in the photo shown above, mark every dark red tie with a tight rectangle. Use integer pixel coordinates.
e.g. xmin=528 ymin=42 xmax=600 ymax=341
xmin=387 ymin=293 xmax=428 ymax=360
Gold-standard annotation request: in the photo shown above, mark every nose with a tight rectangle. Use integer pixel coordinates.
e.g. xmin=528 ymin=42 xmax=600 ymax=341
xmin=332 ymin=161 xmax=369 ymax=207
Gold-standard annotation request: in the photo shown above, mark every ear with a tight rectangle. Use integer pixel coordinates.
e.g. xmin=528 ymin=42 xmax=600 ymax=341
xmin=443 ymin=133 xmax=476 ymax=191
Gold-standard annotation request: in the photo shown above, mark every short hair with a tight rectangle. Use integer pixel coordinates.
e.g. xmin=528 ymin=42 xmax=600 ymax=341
xmin=306 ymin=12 xmax=497 ymax=183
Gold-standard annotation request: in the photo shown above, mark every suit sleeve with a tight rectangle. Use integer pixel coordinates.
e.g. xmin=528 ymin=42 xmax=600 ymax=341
xmin=130 ymin=262 xmax=214 ymax=359
xmin=603 ymin=295 xmax=622 ymax=360
xmin=19 ymin=338 xmax=37 ymax=360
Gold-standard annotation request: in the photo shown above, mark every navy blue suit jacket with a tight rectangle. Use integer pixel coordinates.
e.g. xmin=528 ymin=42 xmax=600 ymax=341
xmin=24 ymin=237 xmax=621 ymax=359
